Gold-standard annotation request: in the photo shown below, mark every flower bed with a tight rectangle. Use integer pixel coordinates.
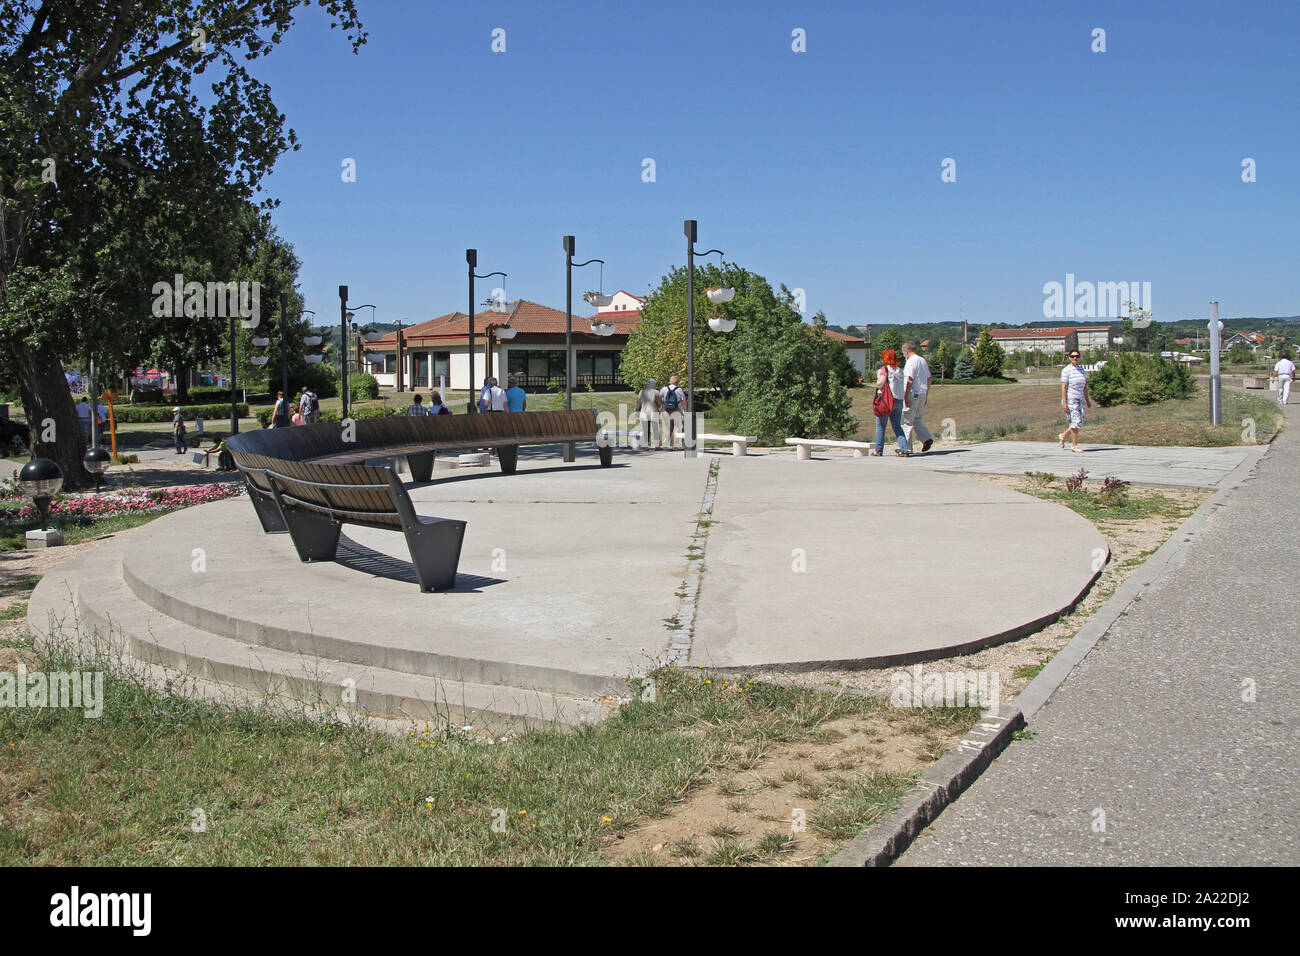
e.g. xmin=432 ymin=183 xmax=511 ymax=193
xmin=0 ymin=484 xmax=243 ymax=525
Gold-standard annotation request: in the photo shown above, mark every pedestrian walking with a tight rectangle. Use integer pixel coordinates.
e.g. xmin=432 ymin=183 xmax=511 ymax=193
xmin=76 ymin=396 xmax=92 ymax=442
xmin=298 ymin=387 xmax=319 ymax=423
xmin=407 ymin=393 xmax=429 ymax=415
xmin=486 ymin=377 xmax=508 ymax=412
xmin=505 ymin=375 xmax=527 ymax=412
xmin=871 ymin=350 xmax=911 ymax=457
xmin=171 ymin=406 xmax=187 ymax=454
xmin=901 ymin=341 xmax=934 ymax=452
xmin=271 ymin=390 xmax=290 ymax=428
xmin=1273 ymin=354 xmax=1295 ymax=406
xmin=478 ymin=377 xmax=493 ymax=413
xmin=1058 ymin=349 xmax=1092 ymax=453
xmin=290 ymin=403 xmax=304 ymax=426
xmin=659 ymin=375 xmax=687 ymax=450
xmin=635 ymin=378 xmax=661 ymax=449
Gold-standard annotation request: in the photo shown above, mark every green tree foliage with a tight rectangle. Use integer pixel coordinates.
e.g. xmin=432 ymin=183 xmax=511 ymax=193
xmin=730 ymin=309 xmax=856 ymax=443
xmin=1088 ymin=354 xmax=1194 ymax=407
xmin=953 ymin=350 xmax=975 ymax=380
xmin=972 ymin=328 xmax=1006 ymax=378
xmin=0 ymin=0 xmax=365 ymax=488
xmin=874 ymin=327 xmax=904 ymax=356
xmin=932 ymin=340 xmax=956 ymax=379
xmin=1225 ymin=341 xmax=1255 ymax=364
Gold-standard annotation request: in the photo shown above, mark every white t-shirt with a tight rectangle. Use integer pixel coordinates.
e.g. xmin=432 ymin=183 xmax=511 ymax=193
xmin=878 ymin=365 xmax=905 ymax=400
xmin=1274 ymin=358 xmax=1296 ymax=378
xmin=487 ymin=386 xmax=508 ymax=411
xmin=1061 ymin=363 xmax=1088 ymax=403
xmin=660 ymin=385 xmax=685 ymax=414
xmin=903 ymin=354 xmax=931 ymax=394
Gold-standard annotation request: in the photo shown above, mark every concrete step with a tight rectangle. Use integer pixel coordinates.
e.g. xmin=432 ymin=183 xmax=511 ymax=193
xmin=28 ymin=544 xmax=615 ymax=731
xmin=117 ymin=533 xmax=627 ymax=700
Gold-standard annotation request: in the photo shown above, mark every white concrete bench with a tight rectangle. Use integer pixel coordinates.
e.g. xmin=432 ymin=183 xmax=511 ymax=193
xmin=698 ymin=433 xmax=757 ymax=456
xmin=785 ymin=437 xmax=874 ymax=460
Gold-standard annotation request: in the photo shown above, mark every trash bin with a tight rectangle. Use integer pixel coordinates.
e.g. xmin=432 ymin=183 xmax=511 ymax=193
xmin=195 ymin=416 xmax=205 ymax=435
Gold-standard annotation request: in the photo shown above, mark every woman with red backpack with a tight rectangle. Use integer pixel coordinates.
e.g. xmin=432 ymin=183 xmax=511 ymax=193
xmin=871 ymin=349 xmax=911 ymax=457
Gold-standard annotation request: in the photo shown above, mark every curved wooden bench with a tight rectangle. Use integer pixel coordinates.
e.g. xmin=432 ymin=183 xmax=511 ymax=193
xmin=226 ymin=409 xmax=610 ymax=590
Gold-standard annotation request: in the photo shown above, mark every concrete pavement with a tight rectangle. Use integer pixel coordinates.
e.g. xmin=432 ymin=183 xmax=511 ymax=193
xmin=897 ymin=408 xmax=1298 ymax=865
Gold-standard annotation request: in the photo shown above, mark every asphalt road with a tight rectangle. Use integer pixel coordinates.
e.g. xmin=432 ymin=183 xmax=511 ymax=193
xmin=899 ymin=400 xmax=1298 ymax=865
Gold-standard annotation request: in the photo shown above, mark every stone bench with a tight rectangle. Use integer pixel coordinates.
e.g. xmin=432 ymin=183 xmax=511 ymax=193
xmin=698 ymin=433 xmax=758 ymax=456
xmin=785 ymin=437 xmax=875 ymax=460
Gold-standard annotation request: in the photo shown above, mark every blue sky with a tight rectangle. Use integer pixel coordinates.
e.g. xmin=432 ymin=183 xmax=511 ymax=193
xmin=249 ymin=0 xmax=1299 ymax=328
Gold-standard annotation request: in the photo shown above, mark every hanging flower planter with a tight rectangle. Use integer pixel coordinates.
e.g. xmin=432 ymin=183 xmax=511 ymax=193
xmin=251 ymin=337 xmax=270 ymax=348
xmin=707 ymin=314 xmax=737 ymax=333
xmin=304 ymin=354 xmax=324 ymax=365
xmin=585 ymin=291 xmax=614 ymax=308
xmin=304 ymin=335 xmax=323 ymax=347
xmin=590 ymin=321 xmax=615 ymax=337
xmin=489 ymin=299 xmax=511 ymax=314
xmin=250 ymin=355 xmax=269 ymax=366
xmin=362 ymin=330 xmax=386 ymax=342
xmin=705 ymin=286 xmax=736 ymax=304
xmin=495 ymin=325 xmax=518 ymax=340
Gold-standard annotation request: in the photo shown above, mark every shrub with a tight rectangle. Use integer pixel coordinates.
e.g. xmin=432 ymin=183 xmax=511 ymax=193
xmin=342 ymin=372 xmax=379 ymax=401
xmin=1089 ymin=354 xmax=1194 ymax=407
xmin=1024 ymin=471 xmax=1058 ymax=487
xmin=953 ymin=352 xmax=975 ymax=380
xmin=1063 ymin=468 xmax=1088 ymax=492
xmin=1095 ymin=476 xmax=1130 ymax=509
xmin=112 ymin=403 xmax=248 ymax=423
xmin=258 ymin=404 xmax=398 ymax=429
xmin=972 ymin=328 xmax=1006 ymax=378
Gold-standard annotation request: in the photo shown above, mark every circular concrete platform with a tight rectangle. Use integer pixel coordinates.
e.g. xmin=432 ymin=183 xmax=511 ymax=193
xmin=45 ymin=447 xmax=1105 ymax=700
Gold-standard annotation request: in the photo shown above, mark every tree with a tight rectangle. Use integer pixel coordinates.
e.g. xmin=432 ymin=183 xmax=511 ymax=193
xmin=972 ymin=328 xmax=1005 ymax=378
xmin=730 ymin=310 xmax=856 ymax=442
xmin=875 ymin=327 xmax=904 ymax=356
xmin=0 ymin=1 xmax=365 ymax=487
xmin=953 ymin=350 xmax=975 ymax=380
xmin=932 ymin=340 xmax=955 ymax=380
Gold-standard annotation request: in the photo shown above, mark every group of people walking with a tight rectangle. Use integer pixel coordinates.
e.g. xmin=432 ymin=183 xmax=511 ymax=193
xmin=872 ymin=341 xmax=934 ymax=456
xmin=633 ymin=375 xmax=689 ymax=450
xmin=269 ymin=386 xmax=319 ymax=428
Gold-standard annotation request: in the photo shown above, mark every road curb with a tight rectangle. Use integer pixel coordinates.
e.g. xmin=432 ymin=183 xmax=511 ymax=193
xmin=828 ymin=441 xmax=1271 ymax=867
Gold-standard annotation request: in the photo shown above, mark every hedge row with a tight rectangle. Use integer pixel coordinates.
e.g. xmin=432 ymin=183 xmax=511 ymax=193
xmin=112 ymin=403 xmax=250 ymax=423
xmin=254 ymin=404 xmax=399 ymax=429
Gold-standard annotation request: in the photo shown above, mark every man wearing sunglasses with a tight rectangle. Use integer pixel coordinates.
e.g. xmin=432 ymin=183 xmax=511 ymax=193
xmin=1059 ymin=351 xmax=1092 ymax=453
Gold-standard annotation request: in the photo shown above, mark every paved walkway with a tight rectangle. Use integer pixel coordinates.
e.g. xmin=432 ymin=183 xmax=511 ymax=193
xmin=898 ymin=407 xmax=1298 ymax=865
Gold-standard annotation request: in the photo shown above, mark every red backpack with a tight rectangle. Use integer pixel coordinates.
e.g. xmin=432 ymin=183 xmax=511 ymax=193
xmin=873 ymin=371 xmax=895 ymax=417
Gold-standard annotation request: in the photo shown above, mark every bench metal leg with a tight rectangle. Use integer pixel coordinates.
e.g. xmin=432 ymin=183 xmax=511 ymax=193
xmin=407 ymin=451 xmax=434 ymax=483
xmin=498 ymin=444 xmax=518 ymax=473
xmin=280 ymin=507 xmax=343 ymax=563
xmin=733 ymin=441 xmax=746 ymax=457
xmin=402 ymin=518 xmax=467 ymax=592
xmin=242 ymin=474 xmax=287 ymax=533
xmin=598 ymin=443 xmax=613 ymax=467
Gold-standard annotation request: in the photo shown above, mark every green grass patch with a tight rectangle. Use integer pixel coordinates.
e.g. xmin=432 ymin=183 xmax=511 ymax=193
xmin=0 ymin=637 xmax=976 ymax=865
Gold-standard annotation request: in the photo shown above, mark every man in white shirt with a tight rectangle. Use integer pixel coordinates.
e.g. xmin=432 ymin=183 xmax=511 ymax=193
xmin=659 ymin=375 xmax=687 ymax=450
xmin=900 ymin=342 xmax=933 ymax=452
xmin=76 ymin=397 xmax=92 ymax=442
xmin=486 ymin=377 xmax=508 ymax=412
xmin=1272 ymin=355 xmax=1296 ymax=406
xmin=1058 ymin=349 xmax=1091 ymax=453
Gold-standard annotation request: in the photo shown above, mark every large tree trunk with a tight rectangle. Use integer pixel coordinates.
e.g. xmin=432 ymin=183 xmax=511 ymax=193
xmin=12 ymin=338 xmax=92 ymax=491
xmin=175 ymin=365 xmax=190 ymax=404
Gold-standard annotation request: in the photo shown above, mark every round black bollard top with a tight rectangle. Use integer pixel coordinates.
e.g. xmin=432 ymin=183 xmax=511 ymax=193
xmin=19 ymin=457 xmax=64 ymax=497
xmin=83 ymin=446 xmax=112 ymax=474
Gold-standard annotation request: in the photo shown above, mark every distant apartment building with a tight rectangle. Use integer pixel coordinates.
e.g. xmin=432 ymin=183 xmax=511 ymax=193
xmin=990 ymin=325 xmax=1115 ymax=354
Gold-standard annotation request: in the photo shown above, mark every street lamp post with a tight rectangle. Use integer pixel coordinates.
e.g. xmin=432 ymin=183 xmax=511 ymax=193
xmin=562 ymin=235 xmax=605 ymax=463
xmin=337 ymin=289 xmax=376 ymax=419
xmin=683 ymin=219 xmax=728 ymax=458
xmin=467 ymin=249 xmax=507 ymax=414
xmin=229 ymin=312 xmax=239 ymax=434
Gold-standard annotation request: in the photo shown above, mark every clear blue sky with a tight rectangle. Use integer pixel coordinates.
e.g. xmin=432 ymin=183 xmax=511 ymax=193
xmin=250 ymin=0 xmax=1299 ymax=329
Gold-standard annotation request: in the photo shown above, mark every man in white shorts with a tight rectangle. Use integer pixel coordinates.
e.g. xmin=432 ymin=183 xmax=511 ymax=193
xmin=901 ymin=342 xmax=933 ymax=452
xmin=1059 ymin=349 xmax=1091 ymax=453
xmin=1273 ymin=354 xmax=1295 ymax=406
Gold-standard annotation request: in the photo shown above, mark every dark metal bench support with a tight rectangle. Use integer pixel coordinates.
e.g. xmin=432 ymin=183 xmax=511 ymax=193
xmin=497 ymin=444 xmax=518 ymax=474
xmin=267 ymin=477 xmax=343 ymax=562
xmin=406 ymin=451 xmax=434 ymax=483
xmin=243 ymin=473 xmax=288 ymax=533
xmin=387 ymin=471 xmax=465 ymax=591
